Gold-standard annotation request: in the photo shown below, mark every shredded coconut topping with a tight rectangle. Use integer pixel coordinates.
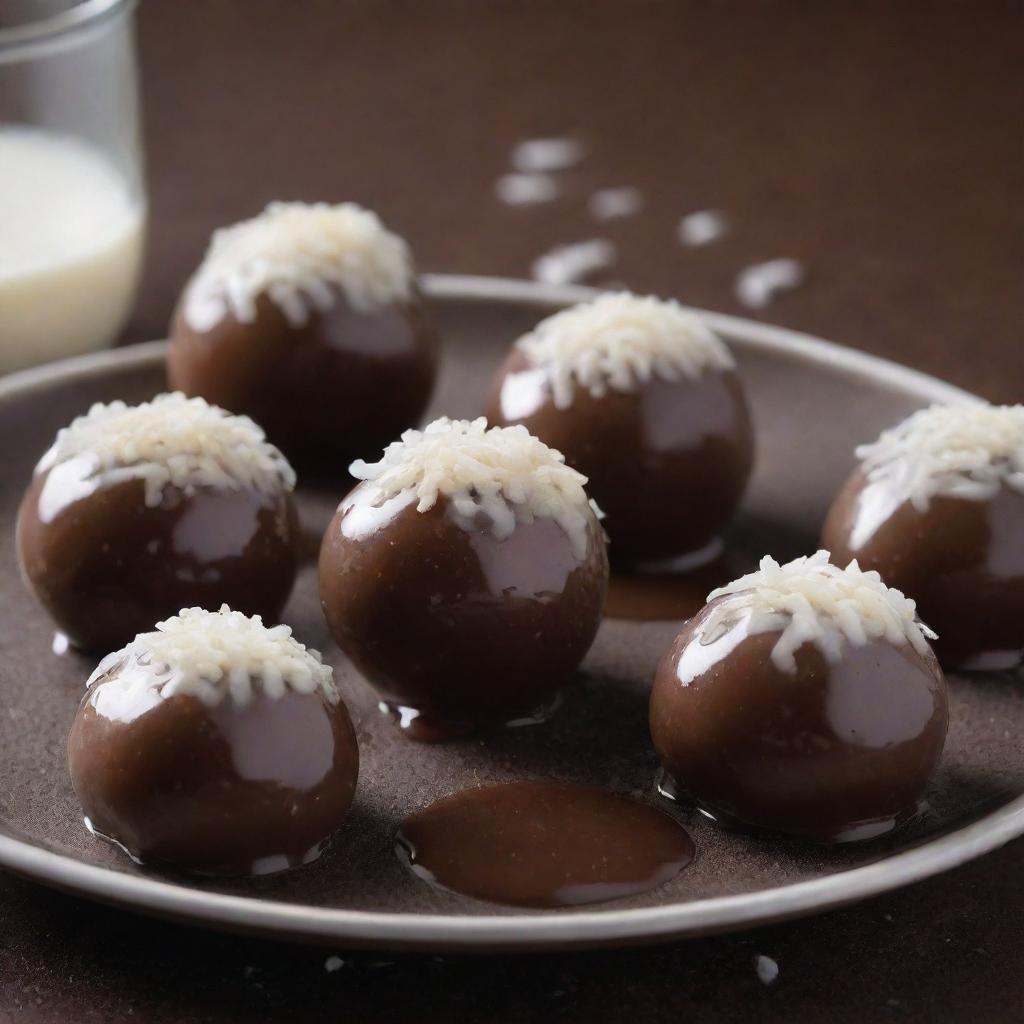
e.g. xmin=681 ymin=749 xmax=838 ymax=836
xmin=183 ymin=201 xmax=414 ymax=331
xmin=703 ymin=551 xmax=936 ymax=673
xmin=347 ymin=417 xmax=599 ymax=557
xmin=515 ymin=292 xmax=735 ymax=409
xmin=855 ymin=404 xmax=1024 ymax=511
xmin=87 ymin=606 xmax=339 ymax=707
xmin=36 ymin=392 xmax=295 ymax=506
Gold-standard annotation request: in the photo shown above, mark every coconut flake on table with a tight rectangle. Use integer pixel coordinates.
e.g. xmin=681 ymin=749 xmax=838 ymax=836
xmin=702 ymin=550 xmax=937 ymax=673
xmin=855 ymin=404 xmax=1024 ymax=510
xmin=754 ymin=955 xmax=780 ymax=986
xmin=495 ymin=173 xmax=560 ymax=206
xmin=588 ymin=187 xmax=644 ymax=221
xmin=531 ymin=239 xmax=617 ymax=286
xmin=86 ymin=606 xmax=339 ymax=709
xmin=735 ymin=258 xmax=805 ymax=308
xmin=35 ymin=392 xmax=295 ymax=507
xmin=514 ymin=291 xmax=735 ymax=409
xmin=347 ymin=417 xmax=598 ymax=557
xmin=677 ymin=209 xmax=729 ymax=247
xmin=510 ymin=137 xmax=586 ymax=173
xmin=183 ymin=201 xmax=414 ymax=332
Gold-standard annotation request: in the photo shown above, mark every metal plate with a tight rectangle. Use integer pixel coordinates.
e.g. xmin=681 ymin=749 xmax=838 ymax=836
xmin=0 ymin=274 xmax=1021 ymax=952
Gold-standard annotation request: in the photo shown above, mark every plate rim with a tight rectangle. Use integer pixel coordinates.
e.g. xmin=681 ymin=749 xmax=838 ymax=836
xmin=1 ymin=272 xmax=1017 ymax=952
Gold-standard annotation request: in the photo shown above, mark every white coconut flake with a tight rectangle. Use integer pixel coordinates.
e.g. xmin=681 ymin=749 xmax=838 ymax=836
xmin=87 ymin=606 xmax=339 ymax=708
xmin=735 ymin=258 xmax=804 ymax=309
xmin=495 ymin=172 xmax=559 ymax=206
xmin=35 ymin=392 xmax=295 ymax=507
xmin=704 ymin=551 xmax=936 ymax=674
xmin=183 ymin=201 xmax=414 ymax=332
xmin=347 ymin=417 xmax=598 ymax=557
xmin=588 ymin=187 xmax=644 ymax=221
xmin=514 ymin=292 xmax=735 ymax=409
xmin=855 ymin=404 xmax=1024 ymax=511
xmin=754 ymin=955 xmax=780 ymax=986
xmin=531 ymin=239 xmax=617 ymax=286
xmin=678 ymin=209 xmax=729 ymax=247
xmin=510 ymin=137 xmax=586 ymax=173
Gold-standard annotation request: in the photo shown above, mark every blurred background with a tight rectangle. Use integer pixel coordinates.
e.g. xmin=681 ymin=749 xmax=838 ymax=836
xmin=130 ymin=1 xmax=1023 ymax=401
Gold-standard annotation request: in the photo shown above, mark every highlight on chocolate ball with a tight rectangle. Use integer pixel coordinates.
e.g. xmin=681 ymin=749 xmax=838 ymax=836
xmin=167 ymin=201 xmax=440 ymax=470
xmin=650 ymin=551 xmax=948 ymax=843
xmin=16 ymin=392 xmax=300 ymax=652
xmin=822 ymin=403 xmax=1024 ymax=672
xmin=68 ymin=606 xmax=359 ymax=876
xmin=319 ymin=416 xmax=609 ymax=740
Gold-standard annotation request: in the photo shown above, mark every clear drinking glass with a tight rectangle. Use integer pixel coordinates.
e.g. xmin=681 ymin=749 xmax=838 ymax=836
xmin=0 ymin=0 xmax=145 ymax=374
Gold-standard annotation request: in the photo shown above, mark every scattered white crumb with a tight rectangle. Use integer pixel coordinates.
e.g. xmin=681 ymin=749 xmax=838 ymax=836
xmin=324 ymin=956 xmax=346 ymax=973
xmin=678 ymin=209 xmax=729 ymax=247
xmin=588 ymin=187 xmax=644 ymax=221
xmin=531 ymin=239 xmax=616 ymax=286
xmin=511 ymin=137 xmax=586 ymax=173
xmin=754 ymin=954 xmax=779 ymax=986
xmin=495 ymin=173 xmax=559 ymax=206
xmin=735 ymin=258 xmax=805 ymax=308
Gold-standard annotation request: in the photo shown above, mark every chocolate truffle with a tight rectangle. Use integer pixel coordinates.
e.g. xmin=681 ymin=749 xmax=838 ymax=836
xmin=68 ymin=606 xmax=358 ymax=875
xmin=822 ymin=404 xmax=1024 ymax=671
xmin=319 ymin=417 xmax=608 ymax=738
xmin=17 ymin=393 xmax=299 ymax=652
xmin=167 ymin=202 xmax=439 ymax=468
xmin=650 ymin=552 xmax=948 ymax=842
xmin=486 ymin=292 xmax=753 ymax=566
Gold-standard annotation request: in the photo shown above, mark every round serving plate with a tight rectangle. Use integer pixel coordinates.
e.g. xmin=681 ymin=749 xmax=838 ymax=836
xmin=0 ymin=274 xmax=1021 ymax=953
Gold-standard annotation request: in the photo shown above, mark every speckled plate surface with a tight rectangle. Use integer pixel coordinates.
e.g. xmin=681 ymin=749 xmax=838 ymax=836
xmin=1 ymin=275 xmax=1022 ymax=952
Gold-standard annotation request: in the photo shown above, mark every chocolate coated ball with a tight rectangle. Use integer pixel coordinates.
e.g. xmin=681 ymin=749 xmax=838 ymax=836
xmin=486 ymin=348 xmax=753 ymax=565
xmin=320 ymin=493 xmax=608 ymax=737
xmin=68 ymin=668 xmax=358 ymax=876
xmin=17 ymin=474 xmax=298 ymax=652
xmin=168 ymin=288 xmax=439 ymax=469
xmin=823 ymin=468 xmax=1024 ymax=671
xmin=650 ymin=599 xmax=948 ymax=842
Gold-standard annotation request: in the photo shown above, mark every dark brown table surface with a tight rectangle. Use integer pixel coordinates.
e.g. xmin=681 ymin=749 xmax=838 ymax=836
xmin=3 ymin=2 xmax=1023 ymax=1021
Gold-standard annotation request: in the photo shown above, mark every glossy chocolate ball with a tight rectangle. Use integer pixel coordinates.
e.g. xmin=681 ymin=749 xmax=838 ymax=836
xmin=486 ymin=293 xmax=753 ymax=566
xmin=650 ymin=553 xmax=948 ymax=842
xmin=16 ymin=394 xmax=299 ymax=652
xmin=167 ymin=202 xmax=439 ymax=468
xmin=319 ymin=418 xmax=609 ymax=738
xmin=823 ymin=403 xmax=1024 ymax=671
xmin=68 ymin=608 xmax=358 ymax=876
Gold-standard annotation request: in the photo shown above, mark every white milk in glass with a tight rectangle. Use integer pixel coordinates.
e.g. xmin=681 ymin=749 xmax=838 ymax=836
xmin=0 ymin=126 xmax=145 ymax=374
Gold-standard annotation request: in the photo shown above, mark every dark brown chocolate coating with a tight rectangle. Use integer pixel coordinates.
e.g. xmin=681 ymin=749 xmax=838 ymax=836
xmin=68 ymin=670 xmax=358 ymax=875
xmin=485 ymin=349 xmax=754 ymax=566
xmin=17 ymin=471 xmax=298 ymax=652
xmin=168 ymin=287 xmax=439 ymax=469
xmin=397 ymin=781 xmax=694 ymax=908
xmin=650 ymin=599 xmax=948 ymax=842
xmin=319 ymin=492 xmax=608 ymax=737
xmin=822 ymin=469 xmax=1024 ymax=671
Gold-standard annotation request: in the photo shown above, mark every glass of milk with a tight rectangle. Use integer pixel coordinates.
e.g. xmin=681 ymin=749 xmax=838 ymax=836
xmin=0 ymin=0 xmax=145 ymax=374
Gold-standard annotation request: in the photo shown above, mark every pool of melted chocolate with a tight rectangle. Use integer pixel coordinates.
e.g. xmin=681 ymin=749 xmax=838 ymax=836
xmin=0 ymin=291 xmax=1023 ymax=946
xmin=397 ymin=782 xmax=694 ymax=908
